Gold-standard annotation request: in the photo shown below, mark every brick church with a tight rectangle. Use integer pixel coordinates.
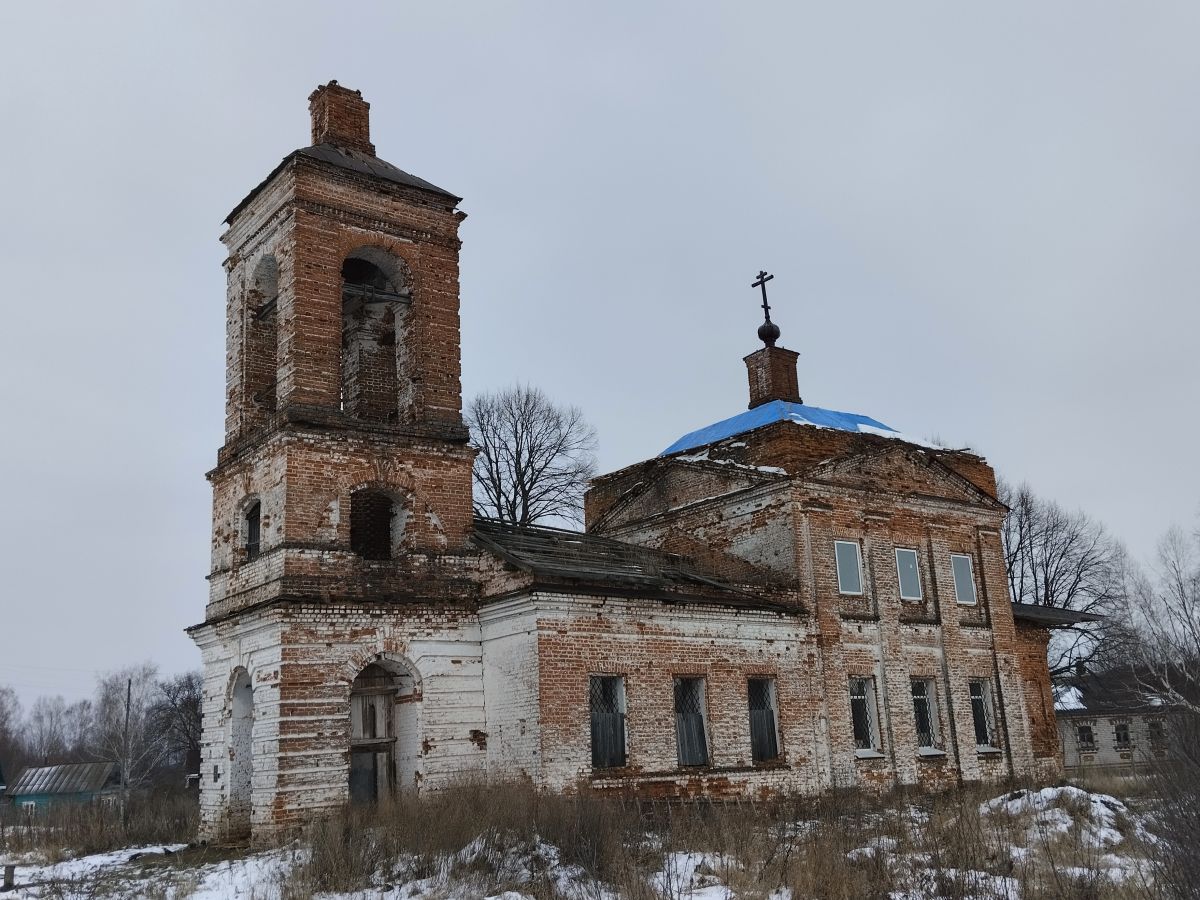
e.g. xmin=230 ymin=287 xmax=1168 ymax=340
xmin=189 ymin=83 xmax=1085 ymax=841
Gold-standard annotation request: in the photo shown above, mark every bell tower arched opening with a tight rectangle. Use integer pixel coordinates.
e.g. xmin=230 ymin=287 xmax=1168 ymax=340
xmin=243 ymin=255 xmax=279 ymax=422
xmin=340 ymin=248 xmax=410 ymax=423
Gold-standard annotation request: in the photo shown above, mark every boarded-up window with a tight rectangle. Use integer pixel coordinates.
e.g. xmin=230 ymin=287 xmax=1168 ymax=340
xmin=674 ymin=677 xmax=708 ymax=766
xmin=350 ymin=663 xmax=397 ymax=805
xmin=748 ymin=678 xmax=780 ymax=763
xmin=589 ymin=676 xmax=626 ymax=768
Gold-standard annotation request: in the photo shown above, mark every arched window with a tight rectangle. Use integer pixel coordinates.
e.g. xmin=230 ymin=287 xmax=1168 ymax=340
xmin=350 ymin=490 xmax=397 ymax=560
xmin=244 ymin=501 xmax=262 ymax=562
xmin=228 ymin=669 xmax=254 ymax=838
xmin=340 ymin=249 xmax=410 ymax=423
xmin=244 ymin=256 xmax=279 ymax=419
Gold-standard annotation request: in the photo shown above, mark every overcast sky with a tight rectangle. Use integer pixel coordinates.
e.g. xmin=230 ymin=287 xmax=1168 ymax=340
xmin=1 ymin=2 xmax=1197 ymax=703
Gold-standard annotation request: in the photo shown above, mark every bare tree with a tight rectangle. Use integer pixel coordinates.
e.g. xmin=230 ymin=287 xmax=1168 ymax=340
xmin=93 ymin=663 xmax=169 ymax=815
xmin=1128 ymin=517 xmax=1200 ymax=899
xmin=26 ymin=695 xmax=69 ymax=764
xmin=999 ymin=479 xmax=1128 ymax=676
xmin=0 ymin=686 xmax=24 ymax=782
xmin=151 ymin=670 xmax=203 ymax=776
xmin=467 ymin=384 xmax=598 ymax=527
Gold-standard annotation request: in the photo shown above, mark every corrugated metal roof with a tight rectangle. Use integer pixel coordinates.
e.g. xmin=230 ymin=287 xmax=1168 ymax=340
xmin=225 ymin=142 xmax=460 ymax=223
xmin=9 ymin=762 xmax=116 ymax=797
xmin=660 ymin=400 xmax=900 ymax=456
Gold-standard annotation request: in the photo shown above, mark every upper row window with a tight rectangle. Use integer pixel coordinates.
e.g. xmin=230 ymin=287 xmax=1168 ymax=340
xmin=834 ymin=542 xmax=978 ymax=606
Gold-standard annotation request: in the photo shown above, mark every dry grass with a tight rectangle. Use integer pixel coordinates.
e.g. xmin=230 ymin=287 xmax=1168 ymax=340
xmin=0 ymin=790 xmax=197 ymax=859
xmin=280 ymin=778 xmax=1167 ymax=899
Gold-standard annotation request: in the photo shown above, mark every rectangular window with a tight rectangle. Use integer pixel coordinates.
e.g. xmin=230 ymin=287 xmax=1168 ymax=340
xmin=835 ymin=541 xmax=864 ymax=595
xmin=969 ymin=680 xmax=995 ymax=748
xmin=1077 ymin=724 xmax=1095 ymax=750
xmin=849 ymin=677 xmax=880 ymax=754
xmin=910 ymin=679 xmax=939 ymax=750
xmin=951 ymin=554 xmax=977 ymax=606
xmin=748 ymin=678 xmax=780 ymax=763
xmin=589 ymin=676 xmax=627 ymax=768
xmin=674 ymin=677 xmax=709 ymax=766
xmin=245 ymin=502 xmax=261 ymax=562
xmin=1148 ymin=719 xmax=1165 ymax=743
xmin=1114 ymin=721 xmax=1132 ymax=749
xmin=895 ymin=548 xmax=922 ymax=601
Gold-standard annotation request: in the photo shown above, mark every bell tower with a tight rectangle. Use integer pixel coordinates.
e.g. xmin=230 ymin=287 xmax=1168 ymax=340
xmin=192 ymin=83 xmax=478 ymax=839
xmin=211 ymin=80 xmax=474 ymax=588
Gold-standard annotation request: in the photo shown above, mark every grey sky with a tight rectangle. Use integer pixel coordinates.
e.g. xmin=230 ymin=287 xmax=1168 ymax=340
xmin=1 ymin=2 xmax=1197 ymax=703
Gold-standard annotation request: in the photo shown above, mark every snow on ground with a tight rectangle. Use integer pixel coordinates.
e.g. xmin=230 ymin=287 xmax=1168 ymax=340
xmin=0 ymin=786 xmax=1160 ymax=899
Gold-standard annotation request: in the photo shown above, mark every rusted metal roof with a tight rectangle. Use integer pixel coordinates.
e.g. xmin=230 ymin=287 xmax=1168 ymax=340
xmin=473 ymin=519 xmax=791 ymax=611
xmin=226 ymin=143 xmax=460 ymax=223
xmin=9 ymin=762 xmax=117 ymax=797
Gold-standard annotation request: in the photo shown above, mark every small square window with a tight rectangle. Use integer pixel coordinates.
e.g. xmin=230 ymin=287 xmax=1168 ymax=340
xmin=835 ymin=541 xmax=864 ymax=595
xmin=910 ymin=679 xmax=940 ymax=750
xmin=895 ymin=549 xmax=922 ymax=601
xmin=849 ymin=677 xmax=881 ymax=754
xmin=951 ymin=554 xmax=977 ymax=606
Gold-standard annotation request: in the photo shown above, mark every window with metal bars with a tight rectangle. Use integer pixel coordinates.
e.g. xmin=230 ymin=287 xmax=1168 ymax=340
xmin=910 ymin=679 xmax=939 ymax=750
xmin=350 ymin=491 xmax=395 ymax=560
xmin=245 ymin=502 xmax=261 ymax=562
xmin=589 ymin=676 xmax=627 ymax=768
xmin=674 ymin=677 xmax=709 ymax=766
xmin=748 ymin=678 xmax=780 ymax=763
xmin=969 ymin=680 xmax=995 ymax=748
xmin=849 ymin=677 xmax=880 ymax=753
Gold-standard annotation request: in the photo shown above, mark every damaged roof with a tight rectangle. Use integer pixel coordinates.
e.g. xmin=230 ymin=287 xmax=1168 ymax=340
xmin=472 ymin=519 xmax=790 ymax=611
xmin=9 ymin=762 xmax=117 ymax=797
xmin=226 ymin=142 xmax=460 ymax=224
xmin=1010 ymin=603 xmax=1106 ymax=627
xmin=661 ymin=399 xmax=907 ymax=456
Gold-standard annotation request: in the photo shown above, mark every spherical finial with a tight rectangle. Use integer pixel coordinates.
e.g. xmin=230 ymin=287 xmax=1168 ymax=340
xmin=758 ymin=320 xmax=781 ymax=347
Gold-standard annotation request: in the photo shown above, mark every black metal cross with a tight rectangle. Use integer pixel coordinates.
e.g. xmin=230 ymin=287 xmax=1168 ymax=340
xmin=752 ymin=270 xmax=775 ymax=322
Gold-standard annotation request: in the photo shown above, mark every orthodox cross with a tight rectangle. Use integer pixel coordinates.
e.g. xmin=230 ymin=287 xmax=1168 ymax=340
xmin=751 ymin=270 xmax=781 ymax=347
xmin=752 ymin=270 xmax=775 ymax=323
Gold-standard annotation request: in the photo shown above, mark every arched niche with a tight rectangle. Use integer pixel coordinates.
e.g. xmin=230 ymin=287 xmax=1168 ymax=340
xmin=243 ymin=255 xmax=279 ymax=419
xmin=228 ymin=668 xmax=254 ymax=838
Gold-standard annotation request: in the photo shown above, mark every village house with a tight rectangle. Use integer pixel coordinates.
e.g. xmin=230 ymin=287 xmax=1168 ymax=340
xmin=1055 ymin=668 xmax=1173 ymax=776
xmin=188 ymin=82 xmax=1087 ymax=842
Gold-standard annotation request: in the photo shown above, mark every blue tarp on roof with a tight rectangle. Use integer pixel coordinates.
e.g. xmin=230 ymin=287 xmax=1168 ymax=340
xmin=660 ymin=399 xmax=899 ymax=456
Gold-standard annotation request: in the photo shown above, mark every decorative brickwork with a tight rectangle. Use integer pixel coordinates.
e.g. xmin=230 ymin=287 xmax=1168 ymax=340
xmin=190 ymin=83 xmax=1066 ymax=843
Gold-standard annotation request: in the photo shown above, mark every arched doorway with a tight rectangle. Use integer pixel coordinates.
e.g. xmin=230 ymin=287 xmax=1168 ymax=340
xmin=229 ymin=669 xmax=254 ymax=837
xmin=349 ymin=660 xmax=419 ymax=803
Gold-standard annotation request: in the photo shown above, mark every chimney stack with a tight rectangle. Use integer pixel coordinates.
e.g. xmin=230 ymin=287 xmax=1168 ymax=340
xmin=744 ymin=345 xmax=802 ymax=409
xmin=308 ymin=81 xmax=375 ymax=155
